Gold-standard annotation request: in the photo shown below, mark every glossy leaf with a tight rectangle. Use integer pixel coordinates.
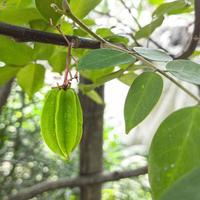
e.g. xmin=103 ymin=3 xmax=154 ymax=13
xmin=134 ymin=47 xmax=172 ymax=62
xmin=17 ymin=64 xmax=45 ymax=98
xmin=78 ymin=48 xmax=136 ymax=70
xmin=160 ymin=168 xmax=200 ymax=200
xmin=166 ymin=59 xmax=200 ymax=84
xmin=0 ymin=66 xmax=20 ymax=86
xmin=135 ymin=16 xmax=164 ymax=39
xmin=149 ymin=106 xmax=200 ymax=200
xmin=124 ymin=72 xmax=163 ymax=134
xmin=70 ymin=0 xmax=102 ymax=19
xmin=35 ymin=0 xmax=62 ymax=24
xmin=0 ymin=36 xmax=33 ymax=65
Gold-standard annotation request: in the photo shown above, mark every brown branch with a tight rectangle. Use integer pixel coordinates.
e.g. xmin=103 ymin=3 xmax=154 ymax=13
xmin=176 ymin=0 xmax=200 ymax=59
xmin=0 ymin=22 xmax=100 ymax=49
xmin=8 ymin=166 xmax=148 ymax=200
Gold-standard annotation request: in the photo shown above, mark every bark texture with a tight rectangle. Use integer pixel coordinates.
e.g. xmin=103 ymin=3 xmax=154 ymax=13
xmin=79 ymin=77 xmax=104 ymax=200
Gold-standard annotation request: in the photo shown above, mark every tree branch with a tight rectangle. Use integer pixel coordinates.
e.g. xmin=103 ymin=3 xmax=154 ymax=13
xmin=0 ymin=22 xmax=100 ymax=49
xmin=177 ymin=0 xmax=200 ymax=59
xmin=8 ymin=166 xmax=148 ymax=200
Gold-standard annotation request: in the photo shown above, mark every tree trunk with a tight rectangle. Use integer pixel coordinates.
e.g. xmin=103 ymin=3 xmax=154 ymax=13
xmin=79 ymin=77 xmax=104 ymax=200
xmin=0 ymin=80 xmax=12 ymax=112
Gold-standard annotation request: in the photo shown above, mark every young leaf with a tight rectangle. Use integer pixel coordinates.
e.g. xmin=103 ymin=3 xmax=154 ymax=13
xmin=0 ymin=36 xmax=33 ymax=65
xmin=134 ymin=47 xmax=172 ymax=62
xmin=149 ymin=106 xmax=200 ymax=200
xmin=78 ymin=48 xmax=136 ymax=70
xmin=35 ymin=0 xmax=62 ymax=24
xmin=124 ymin=72 xmax=163 ymax=134
xmin=135 ymin=16 xmax=164 ymax=39
xmin=160 ymin=168 xmax=200 ymax=200
xmin=17 ymin=64 xmax=45 ymax=98
xmin=0 ymin=66 xmax=20 ymax=86
xmin=166 ymin=60 xmax=200 ymax=84
xmin=70 ymin=0 xmax=102 ymax=19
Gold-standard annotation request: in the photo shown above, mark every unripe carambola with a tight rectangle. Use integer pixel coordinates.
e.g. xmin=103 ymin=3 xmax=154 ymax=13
xmin=41 ymin=88 xmax=83 ymax=159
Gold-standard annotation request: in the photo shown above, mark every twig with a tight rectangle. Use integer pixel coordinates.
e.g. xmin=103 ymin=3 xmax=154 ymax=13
xmin=62 ymin=4 xmax=200 ymax=103
xmin=8 ymin=166 xmax=148 ymax=200
xmin=0 ymin=22 xmax=100 ymax=49
xmin=177 ymin=0 xmax=200 ymax=59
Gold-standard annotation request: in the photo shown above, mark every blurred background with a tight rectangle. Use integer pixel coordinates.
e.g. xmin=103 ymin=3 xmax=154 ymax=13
xmin=0 ymin=0 xmax=199 ymax=199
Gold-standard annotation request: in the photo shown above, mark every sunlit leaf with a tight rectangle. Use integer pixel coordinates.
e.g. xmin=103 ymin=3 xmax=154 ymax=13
xmin=0 ymin=7 xmax=41 ymax=24
xmin=0 ymin=36 xmax=33 ymax=65
xmin=17 ymin=64 xmax=45 ymax=98
xmin=70 ymin=0 xmax=102 ymax=19
xmin=0 ymin=66 xmax=20 ymax=86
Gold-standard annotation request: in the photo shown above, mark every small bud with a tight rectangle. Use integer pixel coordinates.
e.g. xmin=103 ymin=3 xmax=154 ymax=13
xmin=62 ymin=0 xmax=71 ymax=13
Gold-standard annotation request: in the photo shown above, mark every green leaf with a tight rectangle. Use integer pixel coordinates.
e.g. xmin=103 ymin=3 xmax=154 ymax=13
xmin=106 ymin=35 xmax=129 ymax=45
xmin=160 ymin=168 xmax=200 ymax=200
xmin=118 ymin=72 xmax=137 ymax=86
xmin=49 ymin=50 xmax=66 ymax=73
xmin=70 ymin=0 xmax=102 ymax=19
xmin=153 ymin=0 xmax=191 ymax=17
xmin=17 ymin=64 xmax=45 ymax=98
xmin=124 ymin=72 xmax=163 ymax=134
xmin=96 ymin=28 xmax=113 ymax=38
xmin=134 ymin=47 xmax=172 ymax=62
xmin=0 ymin=66 xmax=20 ymax=86
xmin=29 ymin=19 xmax=49 ymax=30
xmin=35 ymin=0 xmax=62 ymax=24
xmin=0 ymin=36 xmax=33 ymax=65
xmin=149 ymin=0 xmax=164 ymax=5
xmin=166 ymin=60 xmax=200 ymax=84
xmin=33 ymin=43 xmax=55 ymax=60
xmin=78 ymin=48 xmax=136 ymax=70
xmin=149 ymin=106 xmax=200 ymax=200
xmin=0 ymin=7 xmax=42 ymax=24
xmin=135 ymin=16 xmax=164 ymax=39
xmin=81 ymin=67 xmax=114 ymax=82
xmin=85 ymin=90 xmax=104 ymax=105
xmin=0 ymin=0 xmax=34 ymax=8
